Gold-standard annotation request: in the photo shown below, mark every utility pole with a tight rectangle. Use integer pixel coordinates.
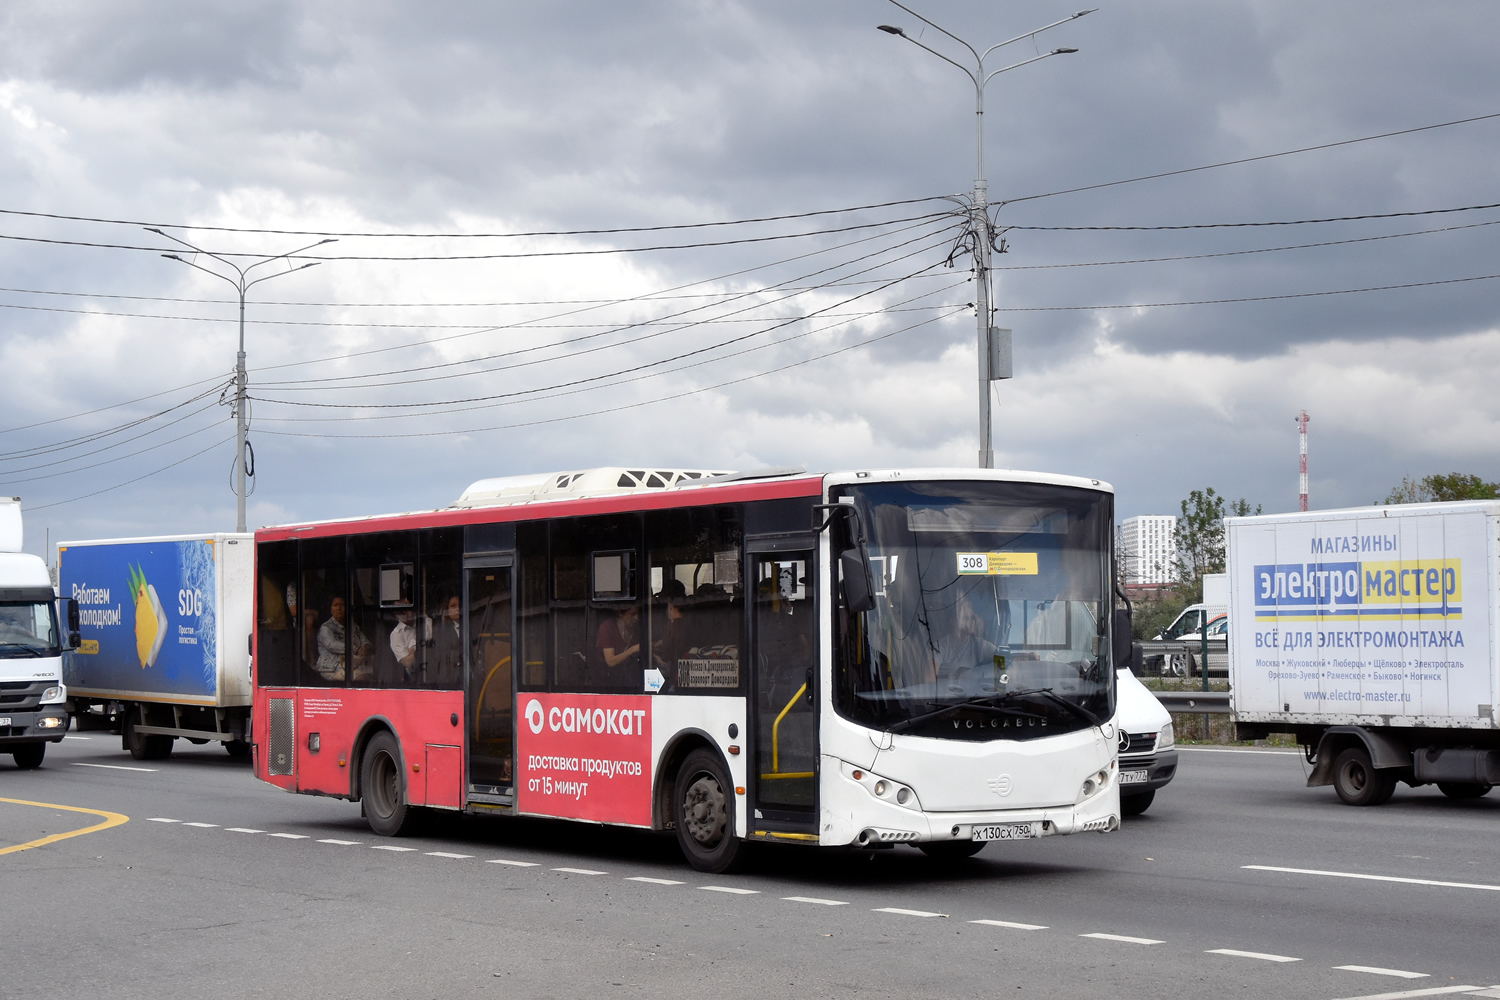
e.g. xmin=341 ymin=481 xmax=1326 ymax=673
xmin=147 ymin=230 xmax=335 ymax=532
xmin=879 ymin=4 xmax=1092 ymax=467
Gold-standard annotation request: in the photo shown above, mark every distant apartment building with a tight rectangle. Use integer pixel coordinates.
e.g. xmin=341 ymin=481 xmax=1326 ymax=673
xmin=1121 ymin=515 xmax=1178 ymax=585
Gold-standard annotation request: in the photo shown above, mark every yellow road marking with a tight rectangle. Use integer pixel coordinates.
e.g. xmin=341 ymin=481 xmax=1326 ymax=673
xmin=0 ymin=797 xmax=129 ymax=855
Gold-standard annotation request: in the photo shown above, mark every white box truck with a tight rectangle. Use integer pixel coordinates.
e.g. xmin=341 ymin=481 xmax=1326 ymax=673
xmin=0 ymin=498 xmax=72 ymax=768
xmin=1226 ymin=501 xmax=1499 ymax=804
xmin=58 ymin=533 xmax=254 ymax=760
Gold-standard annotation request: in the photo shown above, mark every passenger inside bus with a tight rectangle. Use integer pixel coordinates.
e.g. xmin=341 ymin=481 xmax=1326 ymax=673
xmin=935 ymin=594 xmax=1001 ymax=689
xmin=429 ymin=594 xmax=463 ymax=687
xmin=652 ymin=579 xmax=690 ymax=685
xmin=595 ymin=603 xmax=643 ymax=680
xmin=316 ymin=596 xmax=372 ymax=682
xmin=389 ymin=607 xmax=419 ymax=677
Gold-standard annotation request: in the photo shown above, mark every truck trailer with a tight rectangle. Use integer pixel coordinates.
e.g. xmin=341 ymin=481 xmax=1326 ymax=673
xmin=0 ymin=498 xmax=71 ymax=767
xmin=1227 ymin=500 xmax=1499 ymax=804
xmin=59 ymin=533 xmax=253 ymax=759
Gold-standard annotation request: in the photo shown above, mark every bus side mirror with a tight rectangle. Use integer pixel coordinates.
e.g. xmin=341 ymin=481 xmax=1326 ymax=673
xmin=840 ymin=548 xmax=876 ymax=614
xmin=1112 ymin=606 xmax=1133 ymax=670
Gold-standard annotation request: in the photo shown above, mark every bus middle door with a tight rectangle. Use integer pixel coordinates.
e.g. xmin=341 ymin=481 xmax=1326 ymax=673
xmin=464 ymin=558 xmax=514 ymax=803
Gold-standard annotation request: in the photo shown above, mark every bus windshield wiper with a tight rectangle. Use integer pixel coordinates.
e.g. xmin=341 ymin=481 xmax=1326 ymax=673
xmin=887 ymin=696 xmax=1047 ymax=734
xmin=1002 ymin=687 xmax=1104 ymax=730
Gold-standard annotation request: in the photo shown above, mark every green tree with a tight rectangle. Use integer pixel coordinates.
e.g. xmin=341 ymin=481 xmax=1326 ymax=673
xmin=1384 ymin=473 xmax=1500 ymax=504
xmin=1173 ymin=488 xmax=1262 ymax=600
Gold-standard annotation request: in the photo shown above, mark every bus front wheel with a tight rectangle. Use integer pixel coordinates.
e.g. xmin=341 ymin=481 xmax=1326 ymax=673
xmin=361 ymin=731 xmax=421 ymax=837
xmin=673 ymin=748 xmax=746 ymax=874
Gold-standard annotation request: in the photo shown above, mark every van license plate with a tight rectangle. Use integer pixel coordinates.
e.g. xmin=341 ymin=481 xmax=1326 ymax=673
xmin=0 ymin=717 xmax=10 ymax=726
xmin=973 ymin=822 xmax=1037 ymax=841
xmin=1120 ymin=769 xmax=1149 ymax=785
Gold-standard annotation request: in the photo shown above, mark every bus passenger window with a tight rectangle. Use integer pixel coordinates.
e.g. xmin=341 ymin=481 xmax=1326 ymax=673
xmin=645 ymin=505 xmax=743 ymax=693
xmin=255 ymin=540 xmax=297 ymax=687
xmin=299 ymin=536 xmax=347 ymax=687
xmin=419 ymin=527 xmax=463 ymax=690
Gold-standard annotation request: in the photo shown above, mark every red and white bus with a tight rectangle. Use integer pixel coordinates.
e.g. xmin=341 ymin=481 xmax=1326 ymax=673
xmin=251 ymin=466 xmax=1123 ymax=872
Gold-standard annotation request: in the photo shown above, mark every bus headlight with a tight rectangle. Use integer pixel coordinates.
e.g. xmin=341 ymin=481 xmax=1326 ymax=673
xmin=1157 ymin=721 xmax=1175 ymax=750
xmin=40 ymin=685 xmax=66 ymax=705
xmin=1080 ymin=769 xmax=1110 ymax=801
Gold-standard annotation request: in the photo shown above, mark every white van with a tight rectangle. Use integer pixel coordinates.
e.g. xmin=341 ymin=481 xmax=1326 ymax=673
xmin=1115 ymin=667 xmax=1177 ymax=815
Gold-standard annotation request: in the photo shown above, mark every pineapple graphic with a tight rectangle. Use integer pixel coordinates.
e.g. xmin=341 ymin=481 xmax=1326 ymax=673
xmin=128 ymin=563 xmax=169 ymax=668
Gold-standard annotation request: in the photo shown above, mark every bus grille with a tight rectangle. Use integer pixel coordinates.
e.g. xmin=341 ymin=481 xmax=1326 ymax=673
xmin=267 ymin=698 xmax=294 ymax=776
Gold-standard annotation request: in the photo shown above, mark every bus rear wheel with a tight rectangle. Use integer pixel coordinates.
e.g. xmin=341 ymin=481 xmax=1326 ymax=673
xmin=361 ymin=731 xmax=420 ymax=837
xmin=673 ymin=748 xmax=746 ymax=874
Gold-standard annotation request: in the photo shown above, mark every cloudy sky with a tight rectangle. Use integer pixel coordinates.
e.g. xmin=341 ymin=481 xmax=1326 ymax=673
xmin=2 ymin=0 xmax=1498 ymax=554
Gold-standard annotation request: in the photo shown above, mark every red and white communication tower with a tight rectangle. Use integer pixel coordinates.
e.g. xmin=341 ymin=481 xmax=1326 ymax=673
xmin=1296 ymin=410 xmax=1310 ymax=511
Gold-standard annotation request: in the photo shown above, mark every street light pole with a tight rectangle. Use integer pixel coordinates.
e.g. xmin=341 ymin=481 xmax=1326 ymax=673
xmin=879 ymin=4 xmax=1092 ymax=468
xmin=147 ymin=229 xmax=335 ymax=532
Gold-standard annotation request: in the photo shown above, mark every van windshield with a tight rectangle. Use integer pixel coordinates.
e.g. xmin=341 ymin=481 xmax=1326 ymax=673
xmin=831 ymin=480 xmax=1114 ymax=741
xmin=0 ymin=601 xmax=59 ymax=657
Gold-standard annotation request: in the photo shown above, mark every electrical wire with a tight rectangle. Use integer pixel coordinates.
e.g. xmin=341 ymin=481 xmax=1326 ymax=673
xmin=0 ymin=194 xmax=959 ymax=239
xmin=0 ymin=417 xmax=226 ymax=486
xmin=253 ymin=308 xmax=965 ymax=441
xmin=26 ymin=435 xmax=234 ymax=512
xmin=1003 ymin=201 xmax=1500 ymax=232
xmin=999 ymin=110 xmax=1500 ymax=207
xmin=992 ymin=218 xmax=1500 ymax=270
xmin=0 ymin=398 xmax=225 ymax=473
xmin=993 ymin=271 xmax=1500 ymax=312
xmin=0 ymin=384 xmax=227 ymax=462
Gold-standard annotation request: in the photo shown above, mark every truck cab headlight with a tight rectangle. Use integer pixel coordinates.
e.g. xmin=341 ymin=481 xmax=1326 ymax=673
xmin=40 ymin=685 xmax=66 ymax=705
xmin=1157 ymin=721 xmax=1174 ymax=750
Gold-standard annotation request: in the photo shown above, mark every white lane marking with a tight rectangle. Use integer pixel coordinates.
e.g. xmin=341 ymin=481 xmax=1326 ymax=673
xmin=486 ymin=859 xmax=539 ymax=867
xmin=318 ymin=839 xmax=361 ymax=845
xmin=225 ymin=828 xmax=265 ymax=833
xmin=63 ymin=735 xmax=91 ymax=740
xmin=1178 ymin=747 xmax=1301 ymax=756
xmin=970 ymin=919 xmax=1048 ymax=931
xmin=1334 ymin=966 xmax=1430 ymax=980
xmin=1245 ymin=864 xmax=1500 ymax=892
xmin=370 ymin=845 xmax=417 ymax=852
xmin=1329 ymin=988 xmax=1479 ymax=1000
xmin=426 ymin=852 xmax=473 ymax=859
xmin=146 ymin=817 xmax=180 ymax=823
xmin=1206 ymin=948 xmax=1299 ymax=963
xmin=874 ymin=907 xmax=946 ymax=918
xmin=268 ymin=833 xmax=310 ymax=840
xmin=701 ymin=886 xmax=759 ymax=894
xmin=554 ymin=867 xmax=606 ymax=875
xmin=783 ymin=896 xmax=849 ymax=906
xmin=182 ymin=822 xmax=218 ymax=828
xmin=73 ymin=762 xmax=157 ymax=772
xmin=626 ymin=877 xmax=685 ymax=885
xmin=1081 ymin=932 xmax=1163 ymax=945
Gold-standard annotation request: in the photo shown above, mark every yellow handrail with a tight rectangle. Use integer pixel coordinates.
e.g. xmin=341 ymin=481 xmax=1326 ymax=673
xmin=770 ymin=681 xmax=807 ymax=775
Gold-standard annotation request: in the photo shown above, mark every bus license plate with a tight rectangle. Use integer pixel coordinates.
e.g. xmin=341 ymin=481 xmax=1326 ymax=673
xmin=973 ymin=822 xmax=1037 ymax=842
xmin=1119 ymin=769 xmax=1149 ymax=785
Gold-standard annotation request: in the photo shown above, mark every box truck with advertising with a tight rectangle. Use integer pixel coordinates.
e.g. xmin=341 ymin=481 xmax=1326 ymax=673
xmin=1227 ymin=501 xmax=1499 ymax=804
xmin=59 ymin=533 xmax=253 ymax=759
xmin=0 ymin=498 xmax=72 ymax=768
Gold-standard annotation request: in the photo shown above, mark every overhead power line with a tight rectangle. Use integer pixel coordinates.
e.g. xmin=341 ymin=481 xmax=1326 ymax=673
xmin=1004 ymin=201 xmax=1500 ymax=232
xmin=994 ymin=271 xmax=1500 ymax=312
xmin=0 ymin=194 xmax=959 ymax=239
xmin=1001 ymin=110 xmax=1500 ymax=206
xmin=26 ymin=435 xmax=233 ymax=512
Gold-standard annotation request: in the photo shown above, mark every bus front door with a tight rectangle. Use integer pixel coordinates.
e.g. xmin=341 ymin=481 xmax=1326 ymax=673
xmin=749 ymin=548 xmax=818 ymax=838
xmin=464 ymin=561 xmax=514 ymax=800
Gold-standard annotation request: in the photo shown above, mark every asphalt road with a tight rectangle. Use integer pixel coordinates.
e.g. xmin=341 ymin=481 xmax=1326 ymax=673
xmin=3 ymin=735 xmax=1498 ymax=1000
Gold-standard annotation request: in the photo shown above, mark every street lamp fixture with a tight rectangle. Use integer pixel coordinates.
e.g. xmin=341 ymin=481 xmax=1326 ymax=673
xmin=147 ymin=229 xmax=336 ymax=532
xmin=879 ymin=2 xmax=1092 ymax=468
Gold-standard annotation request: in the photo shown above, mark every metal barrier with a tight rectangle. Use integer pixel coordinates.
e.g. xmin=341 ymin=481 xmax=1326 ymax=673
xmin=1137 ymin=638 xmax=1228 ymax=678
xmin=1153 ymin=690 xmax=1232 ymax=714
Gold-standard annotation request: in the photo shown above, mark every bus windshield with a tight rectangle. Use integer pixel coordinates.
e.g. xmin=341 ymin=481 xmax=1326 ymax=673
xmin=832 ymin=479 xmax=1113 ymax=740
xmin=0 ymin=601 xmax=60 ymax=657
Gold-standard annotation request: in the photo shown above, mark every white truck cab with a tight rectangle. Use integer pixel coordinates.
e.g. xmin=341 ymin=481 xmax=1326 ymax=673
xmin=0 ymin=498 xmax=71 ymax=768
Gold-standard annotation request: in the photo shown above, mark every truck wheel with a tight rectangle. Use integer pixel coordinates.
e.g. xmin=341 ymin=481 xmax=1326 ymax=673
xmin=917 ymin=840 xmax=986 ymax=860
xmin=124 ymin=716 xmax=174 ymax=761
xmin=224 ymin=740 xmax=252 ymax=758
xmin=1332 ymin=747 xmax=1396 ymax=806
xmin=673 ymin=748 xmax=746 ymax=873
xmin=1437 ymin=782 xmax=1491 ymax=800
xmin=361 ymin=731 xmax=420 ymax=837
xmin=11 ymin=743 xmax=45 ymax=770
xmin=1121 ymin=789 xmax=1156 ymax=816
